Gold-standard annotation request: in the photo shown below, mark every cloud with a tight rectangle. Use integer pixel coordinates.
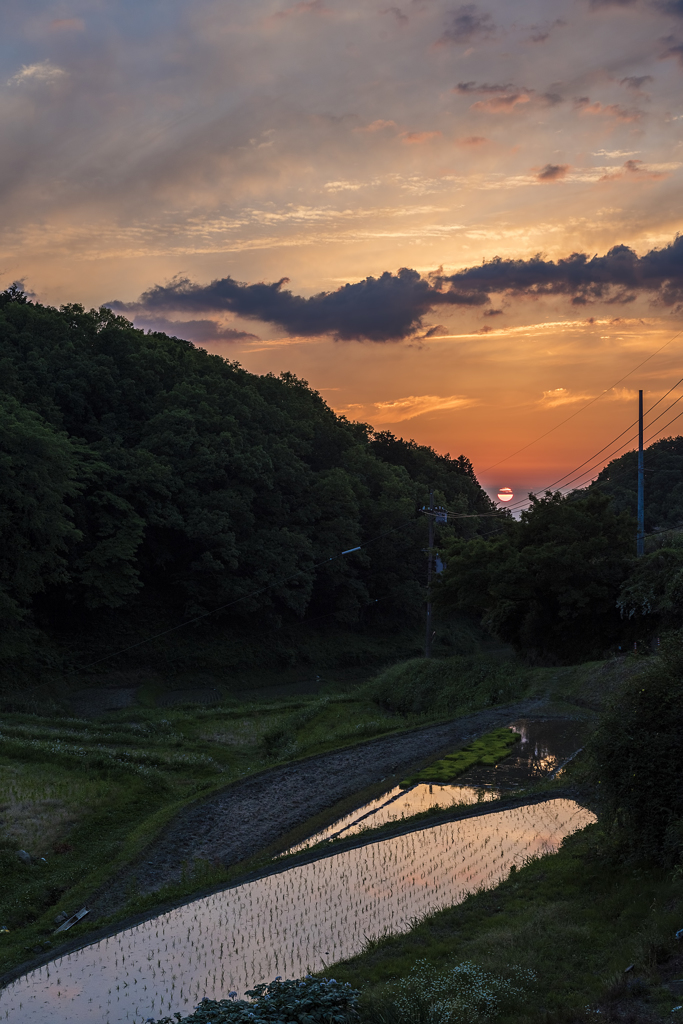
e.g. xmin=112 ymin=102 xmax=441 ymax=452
xmin=108 ymin=234 xmax=683 ymax=341
xmin=536 ymin=163 xmax=570 ymax=181
xmin=575 ymin=98 xmax=641 ymax=122
xmin=599 ymin=158 xmax=670 ymax=181
xmin=660 ymin=34 xmax=683 ymax=66
xmin=657 ymin=0 xmax=683 ymax=15
xmin=455 ymin=135 xmax=488 ymax=145
xmin=50 ymin=18 xmax=85 ymax=31
xmin=371 ymin=394 xmax=474 ymax=422
xmin=438 ymin=4 xmax=495 ymax=45
xmin=271 ymin=0 xmax=330 ymax=19
xmin=355 ymin=119 xmax=397 ymax=133
xmin=455 ymin=81 xmax=515 ymax=93
xmin=435 ymin=234 xmax=683 ymax=308
xmin=107 ymin=268 xmax=489 ymax=343
xmin=8 ymin=61 xmax=66 ymax=86
xmin=528 ymin=19 xmax=566 ymax=43
xmin=381 ymin=6 xmax=409 ymax=23
xmin=400 ymin=130 xmax=442 ymax=144
xmin=455 ymin=81 xmax=560 ymax=113
xmin=540 ymin=388 xmax=593 ymax=407
xmin=619 ymin=75 xmax=653 ymax=89
xmin=132 ymin=316 xmax=259 ymax=344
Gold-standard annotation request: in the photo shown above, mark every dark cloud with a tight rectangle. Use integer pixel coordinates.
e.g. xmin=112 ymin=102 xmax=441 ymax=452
xmin=381 ymin=6 xmax=409 ymax=23
xmin=132 ymin=315 xmax=259 ymax=344
xmin=537 ymin=163 xmax=570 ymax=181
xmin=656 ymin=0 xmax=683 ymax=15
xmin=455 ymin=81 xmax=515 ymax=93
xmin=455 ymin=81 xmax=563 ymax=109
xmin=107 ymin=237 xmax=683 ymax=342
xmin=528 ymin=19 xmax=566 ymax=43
xmin=107 ymin=269 xmax=488 ymax=343
xmin=438 ymin=4 xmax=495 ymax=44
xmin=660 ymin=34 xmax=683 ymax=64
xmin=620 ymin=75 xmax=653 ymax=88
xmin=436 ymin=235 xmax=683 ymax=307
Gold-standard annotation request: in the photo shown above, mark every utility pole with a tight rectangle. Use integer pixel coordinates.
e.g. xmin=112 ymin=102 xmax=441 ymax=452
xmin=425 ymin=489 xmax=434 ymax=659
xmin=637 ymin=389 xmax=645 ymax=557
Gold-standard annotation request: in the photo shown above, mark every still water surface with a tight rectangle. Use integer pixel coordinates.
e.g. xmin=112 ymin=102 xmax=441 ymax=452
xmin=287 ymin=718 xmax=587 ymax=853
xmin=0 ymin=796 xmax=594 ymax=1024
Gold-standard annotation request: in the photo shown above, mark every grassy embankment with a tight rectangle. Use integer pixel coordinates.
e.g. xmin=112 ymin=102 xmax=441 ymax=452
xmin=0 ymin=647 xmax=641 ymax=985
xmin=329 ymin=814 xmax=683 ymax=1023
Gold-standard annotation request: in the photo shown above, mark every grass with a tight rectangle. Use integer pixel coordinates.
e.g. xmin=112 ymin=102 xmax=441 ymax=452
xmin=399 ymin=727 xmax=521 ymax=787
xmin=0 ymin=646 xmax=650 ymax=983
xmin=328 ymin=820 xmax=683 ymax=1022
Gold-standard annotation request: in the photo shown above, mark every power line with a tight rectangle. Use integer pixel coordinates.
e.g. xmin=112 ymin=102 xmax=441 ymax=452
xmin=480 ymin=327 xmax=683 ymax=474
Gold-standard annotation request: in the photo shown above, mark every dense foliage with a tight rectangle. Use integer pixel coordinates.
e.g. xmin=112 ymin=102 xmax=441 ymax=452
xmin=153 ymin=976 xmax=360 ymax=1024
xmin=588 ymin=631 xmax=683 ymax=864
xmin=592 ymin=435 xmax=683 ymax=532
xmin=0 ymin=288 xmax=496 ymax=676
xmin=434 ymin=490 xmax=635 ymax=663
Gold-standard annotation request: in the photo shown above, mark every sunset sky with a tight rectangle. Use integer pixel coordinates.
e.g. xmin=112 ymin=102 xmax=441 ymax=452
xmin=3 ymin=0 xmax=683 ymax=502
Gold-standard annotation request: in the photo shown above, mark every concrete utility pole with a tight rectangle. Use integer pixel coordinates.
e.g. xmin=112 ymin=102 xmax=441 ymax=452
xmin=425 ymin=489 xmax=434 ymax=659
xmin=637 ymin=389 xmax=645 ymax=557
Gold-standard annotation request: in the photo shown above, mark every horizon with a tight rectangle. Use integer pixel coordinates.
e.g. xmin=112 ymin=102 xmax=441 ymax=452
xmin=3 ymin=0 xmax=683 ymax=497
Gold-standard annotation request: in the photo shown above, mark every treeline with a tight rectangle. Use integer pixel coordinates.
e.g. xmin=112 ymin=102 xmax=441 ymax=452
xmin=0 ymin=287 xmax=498 ymax=678
xmin=435 ymin=436 xmax=683 ymax=663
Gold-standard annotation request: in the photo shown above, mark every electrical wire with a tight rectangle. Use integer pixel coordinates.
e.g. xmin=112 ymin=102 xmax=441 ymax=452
xmin=480 ymin=327 xmax=683 ymax=474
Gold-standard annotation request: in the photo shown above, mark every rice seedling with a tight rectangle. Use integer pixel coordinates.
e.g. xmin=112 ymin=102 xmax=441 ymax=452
xmin=400 ymin=729 xmax=521 ymax=788
xmin=0 ymin=798 xmax=594 ymax=1023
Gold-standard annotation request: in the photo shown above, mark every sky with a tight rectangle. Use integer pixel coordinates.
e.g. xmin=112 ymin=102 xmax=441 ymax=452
xmin=3 ymin=0 xmax=683 ymax=503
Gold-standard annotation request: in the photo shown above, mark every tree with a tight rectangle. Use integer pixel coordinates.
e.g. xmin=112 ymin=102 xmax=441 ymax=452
xmin=435 ymin=490 xmax=634 ymax=662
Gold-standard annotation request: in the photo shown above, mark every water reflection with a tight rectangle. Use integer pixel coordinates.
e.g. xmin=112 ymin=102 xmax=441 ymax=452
xmin=287 ymin=718 xmax=587 ymax=853
xmin=0 ymin=798 xmax=595 ymax=1024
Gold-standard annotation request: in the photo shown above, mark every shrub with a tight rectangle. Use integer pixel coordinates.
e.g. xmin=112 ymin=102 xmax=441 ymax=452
xmin=152 ymin=975 xmax=360 ymax=1024
xmin=361 ymin=959 xmax=535 ymax=1024
xmin=363 ymin=655 xmax=528 ymax=718
xmin=588 ymin=630 xmax=683 ymax=863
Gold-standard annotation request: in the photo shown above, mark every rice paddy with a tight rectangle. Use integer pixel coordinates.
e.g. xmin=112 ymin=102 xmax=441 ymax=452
xmin=0 ymin=798 xmax=595 ymax=1023
xmin=399 ymin=728 xmax=521 ymax=787
xmin=284 ymin=717 xmax=588 ymax=854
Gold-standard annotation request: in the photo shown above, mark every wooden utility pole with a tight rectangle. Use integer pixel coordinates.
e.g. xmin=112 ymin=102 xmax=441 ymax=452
xmin=425 ymin=489 xmax=434 ymax=658
xmin=637 ymin=389 xmax=644 ymax=557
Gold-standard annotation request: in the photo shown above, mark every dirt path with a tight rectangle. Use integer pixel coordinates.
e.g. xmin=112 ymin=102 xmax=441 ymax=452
xmin=90 ymin=696 xmax=554 ymax=918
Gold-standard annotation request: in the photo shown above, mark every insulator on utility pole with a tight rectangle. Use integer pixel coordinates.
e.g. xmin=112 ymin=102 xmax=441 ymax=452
xmin=637 ymin=389 xmax=644 ymax=557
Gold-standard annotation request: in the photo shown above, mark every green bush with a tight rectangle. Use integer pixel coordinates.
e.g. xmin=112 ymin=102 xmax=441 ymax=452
xmin=588 ymin=631 xmax=683 ymax=863
xmin=363 ymin=654 xmax=529 ymax=718
xmin=359 ymin=958 xmax=535 ymax=1024
xmin=152 ymin=975 xmax=360 ymax=1024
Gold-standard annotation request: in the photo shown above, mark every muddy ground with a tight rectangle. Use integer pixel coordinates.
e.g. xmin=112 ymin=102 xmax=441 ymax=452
xmin=90 ymin=696 xmax=554 ymax=919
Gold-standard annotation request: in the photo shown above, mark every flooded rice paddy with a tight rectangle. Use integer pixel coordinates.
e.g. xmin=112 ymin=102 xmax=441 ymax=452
xmin=287 ymin=718 xmax=587 ymax=853
xmin=0 ymin=796 xmax=595 ymax=1024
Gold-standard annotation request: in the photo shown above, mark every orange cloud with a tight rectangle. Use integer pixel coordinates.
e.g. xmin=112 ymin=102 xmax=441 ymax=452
xmin=599 ymin=159 xmax=669 ymax=181
xmin=575 ymin=99 xmax=641 ymax=123
xmin=400 ymin=131 xmax=442 ymax=145
xmin=456 ymin=135 xmax=488 ymax=146
xmin=355 ymin=119 xmax=397 ymax=133
xmin=471 ymin=93 xmax=531 ymax=113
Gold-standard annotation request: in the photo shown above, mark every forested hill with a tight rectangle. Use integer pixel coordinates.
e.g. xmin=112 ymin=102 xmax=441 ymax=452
xmin=0 ymin=288 xmax=496 ymax=678
xmin=591 ymin=436 xmax=683 ymax=533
